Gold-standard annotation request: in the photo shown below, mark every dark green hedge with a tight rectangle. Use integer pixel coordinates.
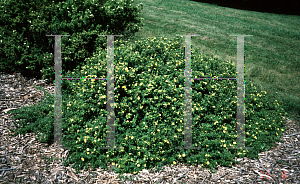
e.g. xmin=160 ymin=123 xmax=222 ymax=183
xmin=0 ymin=0 xmax=144 ymax=84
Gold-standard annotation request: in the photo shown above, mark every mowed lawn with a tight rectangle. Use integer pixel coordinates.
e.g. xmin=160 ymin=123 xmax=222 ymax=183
xmin=126 ymin=0 xmax=300 ymax=123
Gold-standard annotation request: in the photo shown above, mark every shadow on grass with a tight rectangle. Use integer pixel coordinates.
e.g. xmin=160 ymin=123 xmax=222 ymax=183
xmin=190 ymin=0 xmax=300 ymax=16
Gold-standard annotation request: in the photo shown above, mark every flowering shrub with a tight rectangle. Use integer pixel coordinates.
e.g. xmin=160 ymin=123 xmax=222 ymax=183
xmin=0 ymin=0 xmax=144 ymax=84
xmin=8 ymin=36 xmax=287 ymax=175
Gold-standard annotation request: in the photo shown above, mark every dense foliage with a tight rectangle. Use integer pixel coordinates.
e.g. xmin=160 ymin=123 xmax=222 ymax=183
xmin=0 ymin=0 xmax=144 ymax=84
xmin=8 ymin=36 xmax=288 ymax=175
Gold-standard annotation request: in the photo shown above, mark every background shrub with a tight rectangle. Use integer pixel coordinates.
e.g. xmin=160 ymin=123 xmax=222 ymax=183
xmin=0 ymin=0 xmax=144 ymax=84
xmin=8 ymin=36 xmax=288 ymax=175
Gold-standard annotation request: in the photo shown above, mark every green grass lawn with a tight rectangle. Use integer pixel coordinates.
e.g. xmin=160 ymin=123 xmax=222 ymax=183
xmin=127 ymin=0 xmax=300 ymax=124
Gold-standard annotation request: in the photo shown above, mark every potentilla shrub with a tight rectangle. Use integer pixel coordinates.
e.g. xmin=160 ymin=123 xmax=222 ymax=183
xmin=0 ymin=0 xmax=144 ymax=84
xmin=8 ymin=36 xmax=287 ymax=175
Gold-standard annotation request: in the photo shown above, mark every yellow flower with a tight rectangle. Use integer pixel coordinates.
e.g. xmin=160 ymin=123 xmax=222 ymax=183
xmin=81 ymin=158 xmax=84 ymax=161
xmin=173 ymin=161 xmax=176 ymax=165
xmin=207 ymin=161 xmax=209 ymax=165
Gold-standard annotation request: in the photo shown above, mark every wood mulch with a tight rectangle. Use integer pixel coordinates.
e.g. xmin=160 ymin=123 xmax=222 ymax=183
xmin=0 ymin=72 xmax=299 ymax=183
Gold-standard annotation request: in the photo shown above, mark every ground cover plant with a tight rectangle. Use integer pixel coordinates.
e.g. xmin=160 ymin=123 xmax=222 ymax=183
xmin=8 ymin=36 xmax=288 ymax=175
